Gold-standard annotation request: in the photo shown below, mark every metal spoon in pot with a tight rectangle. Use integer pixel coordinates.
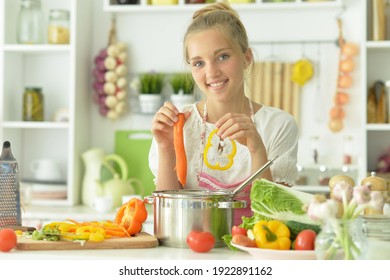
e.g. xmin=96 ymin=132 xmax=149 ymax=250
xmin=231 ymin=155 xmax=279 ymax=197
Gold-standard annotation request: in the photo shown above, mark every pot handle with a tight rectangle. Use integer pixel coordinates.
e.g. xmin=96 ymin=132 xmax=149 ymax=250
xmin=143 ymin=196 xmax=154 ymax=205
xmin=216 ymin=200 xmax=246 ymax=209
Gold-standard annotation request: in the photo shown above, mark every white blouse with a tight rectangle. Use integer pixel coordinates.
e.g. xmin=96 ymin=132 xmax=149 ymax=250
xmin=149 ymin=103 xmax=298 ymax=189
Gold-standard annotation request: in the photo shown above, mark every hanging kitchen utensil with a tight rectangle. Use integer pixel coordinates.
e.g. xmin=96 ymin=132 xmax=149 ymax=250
xmin=273 ymin=62 xmax=283 ymax=108
xmin=291 ymin=78 xmax=301 ymax=123
xmin=263 ymin=61 xmax=273 ymax=106
xmin=246 ymin=61 xmax=262 ymax=103
xmin=314 ymin=42 xmax=326 ymax=123
xmin=291 ymin=43 xmax=314 ymax=87
xmin=262 ymin=43 xmax=279 ymax=106
xmin=282 ymin=62 xmax=293 ymax=114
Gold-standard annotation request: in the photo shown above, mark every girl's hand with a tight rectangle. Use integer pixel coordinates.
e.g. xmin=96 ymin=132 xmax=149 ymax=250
xmin=151 ymin=102 xmax=191 ymax=148
xmin=215 ymin=112 xmax=263 ymax=154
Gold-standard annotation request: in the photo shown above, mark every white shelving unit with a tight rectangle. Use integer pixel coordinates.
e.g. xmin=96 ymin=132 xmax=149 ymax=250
xmin=103 ymin=0 xmax=343 ymax=13
xmin=363 ymin=0 xmax=390 ymax=178
xmin=0 ymin=0 xmax=93 ymax=206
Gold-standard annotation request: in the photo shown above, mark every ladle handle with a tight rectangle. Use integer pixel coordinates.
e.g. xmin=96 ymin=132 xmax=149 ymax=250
xmin=232 ymin=155 xmax=279 ymax=196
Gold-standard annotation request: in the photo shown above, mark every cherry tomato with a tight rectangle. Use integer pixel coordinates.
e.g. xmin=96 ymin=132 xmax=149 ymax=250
xmin=231 ymin=225 xmax=247 ymax=237
xmin=0 ymin=228 xmax=17 ymax=252
xmin=294 ymin=229 xmax=317 ymax=251
xmin=186 ymin=230 xmax=215 ymax=253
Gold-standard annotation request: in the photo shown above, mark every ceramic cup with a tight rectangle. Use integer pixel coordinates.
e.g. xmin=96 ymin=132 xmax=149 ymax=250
xmin=30 ymin=158 xmax=62 ymax=182
xmin=93 ymin=196 xmax=113 ymax=213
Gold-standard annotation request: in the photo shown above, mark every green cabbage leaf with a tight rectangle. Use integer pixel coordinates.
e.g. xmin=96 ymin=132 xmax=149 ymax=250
xmin=248 ymin=179 xmax=321 ymax=238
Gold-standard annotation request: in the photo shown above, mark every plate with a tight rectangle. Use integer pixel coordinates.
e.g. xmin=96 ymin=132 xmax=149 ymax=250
xmin=231 ymin=242 xmax=316 ymax=260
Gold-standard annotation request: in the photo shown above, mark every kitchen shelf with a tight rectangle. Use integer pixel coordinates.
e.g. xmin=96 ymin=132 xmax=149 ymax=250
xmin=364 ymin=1 xmax=390 ymax=176
xmin=1 ymin=121 xmax=69 ymax=129
xmin=366 ymin=40 xmax=390 ymax=49
xmin=0 ymin=0 xmax=93 ymax=207
xmin=366 ymin=124 xmax=390 ymax=131
xmin=103 ymin=0 xmax=343 ymax=13
xmin=3 ymin=44 xmax=71 ymax=53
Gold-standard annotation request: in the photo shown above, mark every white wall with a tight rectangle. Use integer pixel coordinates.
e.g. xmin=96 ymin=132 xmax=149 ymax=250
xmin=89 ymin=0 xmax=364 ymax=172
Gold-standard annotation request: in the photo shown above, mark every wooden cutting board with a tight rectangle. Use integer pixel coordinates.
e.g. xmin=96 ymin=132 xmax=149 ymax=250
xmin=16 ymin=232 xmax=158 ymax=250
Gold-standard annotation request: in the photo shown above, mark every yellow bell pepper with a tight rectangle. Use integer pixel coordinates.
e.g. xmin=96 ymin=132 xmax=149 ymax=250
xmin=204 ymin=128 xmax=236 ymax=171
xmin=252 ymin=220 xmax=291 ymax=250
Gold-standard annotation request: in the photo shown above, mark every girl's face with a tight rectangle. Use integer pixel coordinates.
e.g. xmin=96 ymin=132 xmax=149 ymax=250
xmin=187 ymin=29 xmax=251 ymax=104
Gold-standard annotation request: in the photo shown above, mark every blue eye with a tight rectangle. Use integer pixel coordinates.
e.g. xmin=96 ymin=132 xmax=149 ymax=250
xmin=218 ymin=54 xmax=229 ymax=61
xmin=193 ymin=61 xmax=204 ymax=68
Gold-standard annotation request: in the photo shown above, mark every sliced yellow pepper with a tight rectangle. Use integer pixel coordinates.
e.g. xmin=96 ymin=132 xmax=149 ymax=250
xmin=252 ymin=220 xmax=291 ymax=250
xmin=58 ymin=223 xmax=77 ymax=233
xmin=204 ymin=128 xmax=236 ymax=171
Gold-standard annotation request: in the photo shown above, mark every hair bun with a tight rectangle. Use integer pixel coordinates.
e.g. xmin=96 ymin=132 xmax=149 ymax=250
xmin=192 ymin=1 xmax=238 ymax=20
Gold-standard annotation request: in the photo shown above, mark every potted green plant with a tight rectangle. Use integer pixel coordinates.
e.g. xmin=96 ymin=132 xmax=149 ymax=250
xmin=139 ymin=72 xmax=165 ymax=94
xmin=133 ymin=72 xmax=165 ymax=113
xmin=170 ymin=72 xmax=195 ymax=108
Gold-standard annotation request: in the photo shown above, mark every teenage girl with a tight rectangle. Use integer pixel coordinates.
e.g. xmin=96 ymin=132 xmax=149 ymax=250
xmin=149 ymin=1 xmax=298 ymax=224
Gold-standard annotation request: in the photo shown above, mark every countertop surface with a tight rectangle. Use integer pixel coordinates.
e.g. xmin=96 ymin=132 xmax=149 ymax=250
xmin=0 ymin=244 xmax=252 ymax=260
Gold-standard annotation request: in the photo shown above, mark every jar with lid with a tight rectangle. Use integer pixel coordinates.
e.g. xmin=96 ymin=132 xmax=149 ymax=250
xmin=17 ymin=0 xmax=44 ymax=44
xmin=361 ymin=216 xmax=390 ymax=259
xmin=23 ymin=87 xmax=44 ymax=121
xmin=48 ymin=9 xmax=70 ymax=44
xmin=343 ymin=135 xmax=353 ymax=165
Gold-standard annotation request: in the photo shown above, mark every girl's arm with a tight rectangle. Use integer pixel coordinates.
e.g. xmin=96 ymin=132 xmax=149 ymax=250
xmin=156 ymin=145 xmax=181 ymax=190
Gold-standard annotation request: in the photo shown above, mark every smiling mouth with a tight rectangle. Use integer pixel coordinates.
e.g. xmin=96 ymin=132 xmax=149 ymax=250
xmin=208 ymin=79 xmax=228 ymax=88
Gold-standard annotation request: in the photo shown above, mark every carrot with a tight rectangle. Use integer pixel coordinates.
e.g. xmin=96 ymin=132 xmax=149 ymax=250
xmin=174 ymin=113 xmax=187 ymax=187
xmin=232 ymin=234 xmax=257 ymax=248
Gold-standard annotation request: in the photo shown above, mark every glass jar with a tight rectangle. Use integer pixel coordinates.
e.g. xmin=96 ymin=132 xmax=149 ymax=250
xmin=23 ymin=87 xmax=44 ymax=121
xmin=17 ymin=0 xmax=44 ymax=44
xmin=315 ymin=217 xmax=367 ymax=260
xmin=361 ymin=215 xmax=390 ymax=259
xmin=48 ymin=9 xmax=70 ymax=44
xmin=343 ymin=135 xmax=353 ymax=165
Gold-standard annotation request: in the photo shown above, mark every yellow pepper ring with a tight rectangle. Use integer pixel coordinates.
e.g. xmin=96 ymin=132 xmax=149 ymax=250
xmin=203 ymin=128 xmax=237 ymax=171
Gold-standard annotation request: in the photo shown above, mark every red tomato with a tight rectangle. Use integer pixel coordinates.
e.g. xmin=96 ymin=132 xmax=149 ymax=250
xmin=0 ymin=228 xmax=17 ymax=252
xmin=186 ymin=231 xmax=215 ymax=253
xmin=294 ymin=229 xmax=317 ymax=251
xmin=231 ymin=226 xmax=247 ymax=237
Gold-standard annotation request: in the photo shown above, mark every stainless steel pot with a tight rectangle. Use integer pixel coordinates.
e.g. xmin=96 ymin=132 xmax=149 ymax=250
xmin=144 ymin=190 xmax=246 ymax=248
xmin=144 ymin=156 xmax=278 ymax=248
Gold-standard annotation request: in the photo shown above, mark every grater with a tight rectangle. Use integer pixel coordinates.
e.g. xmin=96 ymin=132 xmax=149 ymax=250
xmin=0 ymin=141 xmax=22 ymax=228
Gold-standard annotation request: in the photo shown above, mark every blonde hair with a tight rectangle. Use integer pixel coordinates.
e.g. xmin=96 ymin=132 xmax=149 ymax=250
xmin=183 ymin=1 xmax=250 ymax=63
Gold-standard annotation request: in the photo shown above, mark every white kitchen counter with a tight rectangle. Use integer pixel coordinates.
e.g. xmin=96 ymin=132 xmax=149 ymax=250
xmin=0 ymin=244 xmax=251 ymax=260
